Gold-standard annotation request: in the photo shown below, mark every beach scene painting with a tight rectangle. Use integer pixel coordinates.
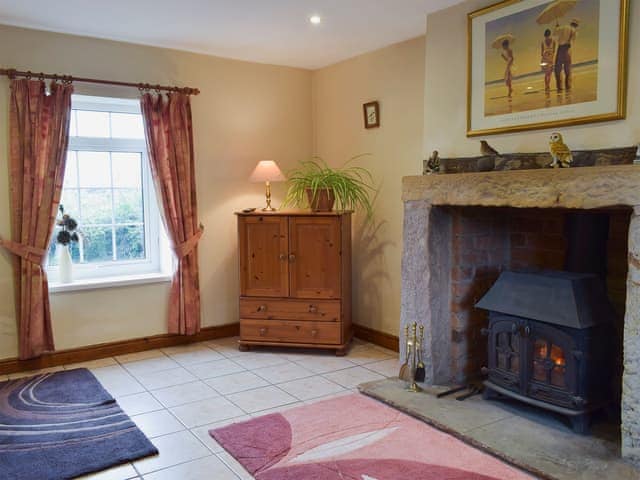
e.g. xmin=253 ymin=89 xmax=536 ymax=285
xmin=467 ymin=0 xmax=628 ymax=136
xmin=485 ymin=0 xmax=599 ymax=116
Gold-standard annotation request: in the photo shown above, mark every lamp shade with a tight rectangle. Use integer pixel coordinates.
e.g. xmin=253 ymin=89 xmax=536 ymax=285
xmin=249 ymin=160 xmax=285 ymax=183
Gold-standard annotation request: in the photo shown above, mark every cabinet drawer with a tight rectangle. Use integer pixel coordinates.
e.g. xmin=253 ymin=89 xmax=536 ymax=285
xmin=240 ymin=319 xmax=341 ymax=345
xmin=240 ymin=298 xmax=340 ymax=322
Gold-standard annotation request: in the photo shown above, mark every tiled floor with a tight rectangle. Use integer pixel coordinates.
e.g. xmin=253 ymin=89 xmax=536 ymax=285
xmin=5 ymin=337 xmax=398 ymax=479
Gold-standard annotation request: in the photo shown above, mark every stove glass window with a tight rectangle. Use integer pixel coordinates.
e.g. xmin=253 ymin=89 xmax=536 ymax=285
xmin=533 ymin=338 xmax=567 ymax=388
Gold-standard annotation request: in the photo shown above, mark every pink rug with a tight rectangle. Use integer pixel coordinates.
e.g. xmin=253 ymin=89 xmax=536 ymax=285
xmin=210 ymin=393 xmax=533 ymax=480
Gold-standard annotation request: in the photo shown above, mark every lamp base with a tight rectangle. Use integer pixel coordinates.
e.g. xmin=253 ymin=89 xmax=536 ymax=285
xmin=261 ymin=206 xmax=277 ymax=212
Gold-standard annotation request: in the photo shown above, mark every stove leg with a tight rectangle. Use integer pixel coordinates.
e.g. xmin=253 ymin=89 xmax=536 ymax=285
xmin=570 ymin=414 xmax=590 ymax=434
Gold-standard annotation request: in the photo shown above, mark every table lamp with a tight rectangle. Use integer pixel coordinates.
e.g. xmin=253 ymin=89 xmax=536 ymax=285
xmin=249 ymin=160 xmax=286 ymax=211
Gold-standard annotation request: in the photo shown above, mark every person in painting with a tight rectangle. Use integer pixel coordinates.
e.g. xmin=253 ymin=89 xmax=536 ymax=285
xmin=554 ymin=18 xmax=579 ymax=91
xmin=501 ymin=39 xmax=514 ymax=98
xmin=540 ymin=29 xmax=556 ymax=93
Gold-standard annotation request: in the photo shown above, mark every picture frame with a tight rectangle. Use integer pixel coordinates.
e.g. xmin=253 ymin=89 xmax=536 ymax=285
xmin=467 ymin=0 xmax=629 ymax=137
xmin=363 ymin=101 xmax=380 ymax=129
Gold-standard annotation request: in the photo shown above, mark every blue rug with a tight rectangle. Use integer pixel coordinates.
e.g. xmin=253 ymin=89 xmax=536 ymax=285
xmin=0 ymin=368 xmax=158 ymax=479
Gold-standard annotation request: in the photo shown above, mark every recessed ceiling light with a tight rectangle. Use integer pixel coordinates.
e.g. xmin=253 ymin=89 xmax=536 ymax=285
xmin=309 ymin=15 xmax=321 ymax=25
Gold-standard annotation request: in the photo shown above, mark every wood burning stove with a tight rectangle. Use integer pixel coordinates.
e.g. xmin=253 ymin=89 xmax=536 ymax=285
xmin=477 ymin=271 xmax=615 ymax=433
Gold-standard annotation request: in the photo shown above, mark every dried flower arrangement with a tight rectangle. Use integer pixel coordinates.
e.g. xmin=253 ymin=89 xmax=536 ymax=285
xmin=56 ymin=205 xmax=80 ymax=246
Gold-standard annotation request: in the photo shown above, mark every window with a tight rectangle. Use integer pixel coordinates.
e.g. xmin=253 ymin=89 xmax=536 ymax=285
xmin=47 ymin=95 xmax=170 ymax=283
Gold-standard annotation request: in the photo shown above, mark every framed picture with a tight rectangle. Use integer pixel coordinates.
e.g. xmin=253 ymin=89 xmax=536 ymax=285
xmin=467 ymin=0 xmax=629 ymax=137
xmin=363 ymin=101 xmax=380 ymax=129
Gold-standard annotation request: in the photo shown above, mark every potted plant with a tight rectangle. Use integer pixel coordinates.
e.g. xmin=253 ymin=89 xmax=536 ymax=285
xmin=55 ymin=205 xmax=80 ymax=283
xmin=283 ymin=156 xmax=375 ymax=217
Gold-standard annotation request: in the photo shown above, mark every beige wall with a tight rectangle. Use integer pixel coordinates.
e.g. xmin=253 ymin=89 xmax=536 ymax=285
xmin=312 ymin=37 xmax=426 ymax=336
xmin=0 ymin=25 xmax=312 ymax=359
xmin=424 ymin=0 xmax=640 ymax=157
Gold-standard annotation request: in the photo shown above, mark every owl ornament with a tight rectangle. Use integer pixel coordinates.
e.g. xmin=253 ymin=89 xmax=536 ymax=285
xmin=548 ymin=132 xmax=573 ymax=168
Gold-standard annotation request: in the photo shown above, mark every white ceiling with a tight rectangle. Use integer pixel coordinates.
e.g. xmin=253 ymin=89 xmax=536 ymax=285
xmin=0 ymin=0 xmax=462 ymax=69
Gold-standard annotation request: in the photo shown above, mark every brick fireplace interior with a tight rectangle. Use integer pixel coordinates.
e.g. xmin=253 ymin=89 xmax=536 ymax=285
xmin=445 ymin=206 xmax=631 ymax=406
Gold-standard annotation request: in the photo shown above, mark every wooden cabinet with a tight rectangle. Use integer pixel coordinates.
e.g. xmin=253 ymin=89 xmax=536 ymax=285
xmin=237 ymin=212 xmax=352 ymax=355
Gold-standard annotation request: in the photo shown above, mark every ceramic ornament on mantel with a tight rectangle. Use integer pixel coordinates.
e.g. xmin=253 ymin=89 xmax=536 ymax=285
xmin=55 ymin=205 xmax=80 ymax=284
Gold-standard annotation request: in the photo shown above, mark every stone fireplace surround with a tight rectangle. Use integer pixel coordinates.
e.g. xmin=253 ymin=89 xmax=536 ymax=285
xmin=400 ymin=165 xmax=640 ymax=466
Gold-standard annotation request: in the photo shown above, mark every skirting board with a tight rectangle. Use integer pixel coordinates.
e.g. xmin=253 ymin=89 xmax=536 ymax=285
xmin=353 ymin=324 xmax=399 ymax=352
xmin=0 ymin=323 xmax=239 ymax=375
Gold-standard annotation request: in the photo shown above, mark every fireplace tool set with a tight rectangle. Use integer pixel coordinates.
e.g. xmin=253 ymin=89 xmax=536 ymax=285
xmin=399 ymin=323 xmax=425 ymax=392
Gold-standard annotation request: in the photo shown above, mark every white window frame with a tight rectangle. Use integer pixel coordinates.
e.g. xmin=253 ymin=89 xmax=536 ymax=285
xmin=47 ymin=95 xmax=171 ymax=286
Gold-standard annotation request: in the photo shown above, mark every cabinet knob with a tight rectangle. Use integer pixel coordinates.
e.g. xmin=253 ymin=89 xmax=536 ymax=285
xmin=257 ymin=305 xmax=267 ymax=312
xmin=288 ymin=253 xmax=296 ymax=262
xmin=311 ymin=329 xmax=318 ymax=337
xmin=279 ymin=253 xmax=287 ymax=261
xmin=308 ymin=305 xmax=318 ymax=314
xmin=259 ymin=327 xmax=267 ymax=336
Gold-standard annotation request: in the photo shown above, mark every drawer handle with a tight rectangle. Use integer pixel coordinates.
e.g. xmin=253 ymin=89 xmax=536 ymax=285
xmin=289 ymin=253 xmax=296 ymax=262
xmin=259 ymin=327 xmax=268 ymax=336
xmin=311 ymin=329 xmax=318 ymax=337
xmin=279 ymin=253 xmax=287 ymax=261
xmin=257 ymin=305 xmax=267 ymax=312
xmin=308 ymin=305 xmax=318 ymax=314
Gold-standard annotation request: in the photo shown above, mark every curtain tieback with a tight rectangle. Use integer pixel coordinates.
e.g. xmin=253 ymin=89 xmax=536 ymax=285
xmin=0 ymin=237 xmax=47 ymax=265
xmin=171 ymin=224 xmax=204 ymax=260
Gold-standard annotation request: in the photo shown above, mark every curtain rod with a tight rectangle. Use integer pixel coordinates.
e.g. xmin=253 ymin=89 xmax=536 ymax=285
xmin=0 ymin=68 xmax=200 ymax=95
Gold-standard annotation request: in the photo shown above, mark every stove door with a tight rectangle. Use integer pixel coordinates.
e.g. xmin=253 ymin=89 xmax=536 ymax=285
xmin=487 ymin=315 xmax=524 ymax=394
xmin=526 ymin=322 xmax=578 ymax=408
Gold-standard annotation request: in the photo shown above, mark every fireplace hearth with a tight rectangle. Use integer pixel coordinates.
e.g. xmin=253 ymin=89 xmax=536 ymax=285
xmin=476 ymin=270 xmax=615 ymax=433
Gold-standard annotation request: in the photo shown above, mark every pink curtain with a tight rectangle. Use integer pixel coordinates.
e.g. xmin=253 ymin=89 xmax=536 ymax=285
xmin=0 ymin=79 xmax=73 ymax=359
xmin=141 ymin=92 xmax=203 ymax=335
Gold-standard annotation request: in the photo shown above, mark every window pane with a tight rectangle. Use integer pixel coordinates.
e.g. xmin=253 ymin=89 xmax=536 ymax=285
xmin=78 ymin=151 xmax=111 ymax=187
xmin=80 ymin=188 xmax=113 ymax=224
xmin=111 ymin=113 xmax=144 ymax=139
xmin=112 ymin=152 xmax=142 ymax=187
xmin=82 ymin=226 xmax=113 ymax=263
xmin=114 ymin=189 xmax=143 ymax=223
xmin=76 ymin=110 xmax=110 ymax=137
xmin=69 ymin=111 xmax=78 ymax=137
xmin=64 ymin=152 xmax=78 ymax=188
xmin=116 ymin=225 xmax=145 ymax=260
xmin=59 ymin=189 xmax=80 ymax=218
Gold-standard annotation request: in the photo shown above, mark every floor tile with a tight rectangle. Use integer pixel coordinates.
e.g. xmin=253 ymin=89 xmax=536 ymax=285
xmin=190 ymin=415 xmax=252 ymax=453
xmin=205 ymin=371 xmax=269 ymax=395
xmin=133 ymin=431 xmax=210 ymax=475
xmin=278 ymin=375 xmax=345 ymax=401
xmin=170 ymin=396 xmax=244 ymax=428
xmin=76 ymin=462 xmax=138 ymax=480
xmin=166 ymin=347 xmax=225 ymax=366
xmin=227 ymin=385 xmax=298 ymax=413
xmin=65 ymin=357 xmax=118 ymax=370
xmin=253 ymin=361 xmax=314 ymax=384
xmin=363 ymin=358 xmax=401 ymax=377
xmin=134 ymin=367 xmax=197 ymax=391
xmin=142 ymin=455 xmax=238 ymax=480
xmin=115 ymin=349 xmax=167 ymax=364
xmin=216 ymin=451 xmax=253 ymax=480
xmin=185 ymin=358 xmax=246 ymax=380
xmin=123 ymin=356 xmax=180 ymax=376
xmin=346 ymin=344 xmax=396 ymax=365
xmin=90 ymin=365 xmax=145 ymax=397
xmin=232 ymin=352 xmax=290 ymax=369
xmin=292 ymin=356 xmax=356 ymax=374
xmin=132 ymin=409 xmax=185 ymax=438
xmin=323 ymin=366 xmax=385 ymax=389
xmin=249 ymin=400 xmax=303 ymax=417
xmin=151 ymin=381 xmax=219 ymax=408
xmin=117 ymin=392 xmax=164 ymax=416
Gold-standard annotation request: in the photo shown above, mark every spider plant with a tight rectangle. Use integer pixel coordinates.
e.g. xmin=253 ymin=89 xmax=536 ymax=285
xmin=283 ymin=156 xmax=375 ymax=218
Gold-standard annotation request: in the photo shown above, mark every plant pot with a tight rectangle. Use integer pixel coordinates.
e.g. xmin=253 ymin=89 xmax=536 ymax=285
xmin=58 ymin=244 xmax=73 ymax=284
xmin=306 ymin=188 xmax=335 ymax=212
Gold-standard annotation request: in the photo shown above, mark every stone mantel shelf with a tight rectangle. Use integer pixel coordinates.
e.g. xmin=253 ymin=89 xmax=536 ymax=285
xmin=403 ymin=165 xmax=640 ymax=210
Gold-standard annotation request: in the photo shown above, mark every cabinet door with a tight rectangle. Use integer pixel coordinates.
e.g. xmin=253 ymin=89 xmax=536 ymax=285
xmin=289 ymin=216 xmax=341 ymax=299
xmin=239 ymin=216 xmax=288 ymax=297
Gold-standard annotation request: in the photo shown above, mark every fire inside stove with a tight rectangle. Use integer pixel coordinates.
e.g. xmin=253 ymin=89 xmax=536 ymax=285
xmin=477 ymin=270 xmax=615 ymax=433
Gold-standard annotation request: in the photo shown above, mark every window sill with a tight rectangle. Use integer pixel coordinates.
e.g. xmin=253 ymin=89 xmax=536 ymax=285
xmin=49 ymin=273 xmax=173 ymax=294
